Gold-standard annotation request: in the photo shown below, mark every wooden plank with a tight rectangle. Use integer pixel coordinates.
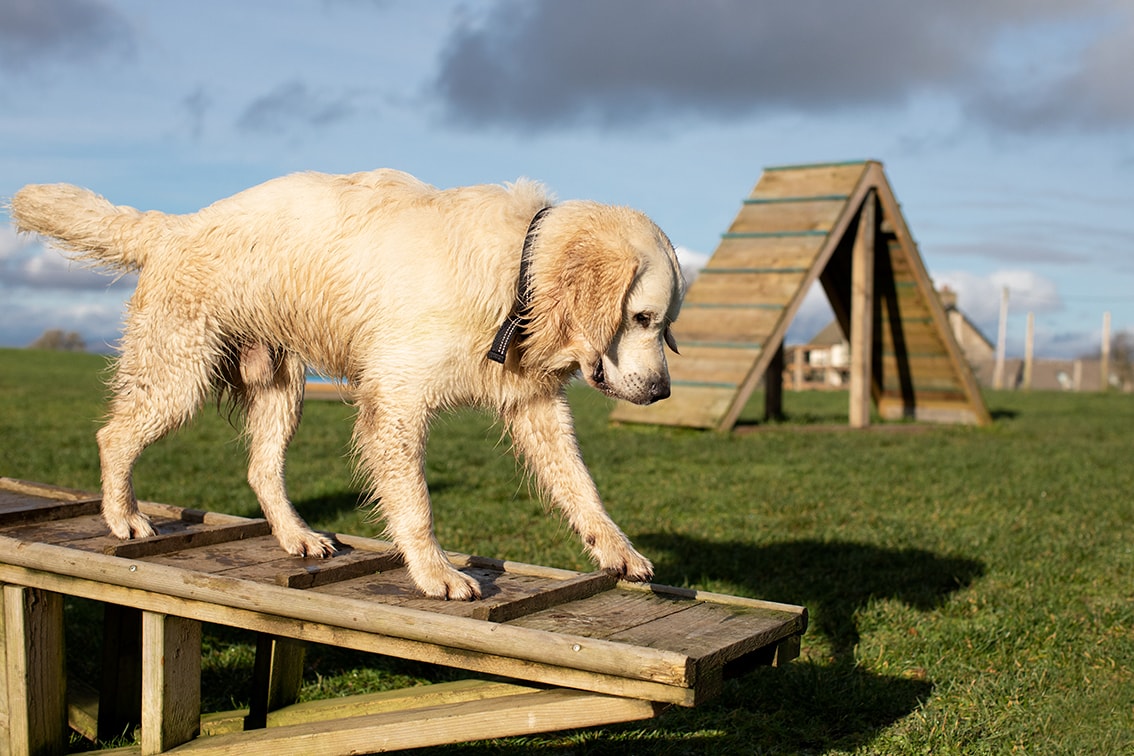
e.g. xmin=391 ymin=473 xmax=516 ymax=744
xmin=0 ymin=513 xmax=117 ymax=546
xmin=611 ymin=384 xmax=737 ymax=429
xmin=849 ymin=190 xmax=876 ymax=428
xmin=0 ymin=491 xmax=101 ymax=526
xmin=473 ymin=571 xmax=617 ymax=623
xmin=141 ymin=538 xmax=302 ymax=576
xmin=244 ymin=635 xmax=306 ymax=730
xmin=509 ymin=590 xmax=694 ymax=638
xmin=0 ymin=477 xmax=96 ymax=502
xmin=203 ymin=680 xmax=541 ymax=735
xmin=706 ymin=235 xmax=825 ymax=270
xmin=685 ymin=270 xmax=806 ymax=306
xmin=141 ymin=612 xmax=201 ymax=755
xmin=167 ymin=688 xmax=661 ymax=755
xmin=2 ymin=585 xmax=67 ymax=756
xmin=728 ymin=197 xmax=847 ymax=235
xmin=99 ymin=605 xmax=143 ymax=743
xmin=667 ymin=346 xmax=763 ymax=388
xmin=108 ymin=519 xmax=273 ymax=558
xmin=675 ymin=304 xmax=783 ymax=344
xmin=750 ymin=162 xmax=868 ymax=199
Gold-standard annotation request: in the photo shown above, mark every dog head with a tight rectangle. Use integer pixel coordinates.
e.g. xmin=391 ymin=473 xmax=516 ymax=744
xmin=524 ymin=202 xmax=684 ymax=405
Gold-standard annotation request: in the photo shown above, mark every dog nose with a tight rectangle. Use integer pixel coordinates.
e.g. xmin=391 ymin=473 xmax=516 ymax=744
xmin=649 ymin=379 xmax=670 ymax=402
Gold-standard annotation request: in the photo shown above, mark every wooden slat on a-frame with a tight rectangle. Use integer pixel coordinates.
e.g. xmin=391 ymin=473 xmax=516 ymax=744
xmin=612 ymin=160 xmax=990 ymax=431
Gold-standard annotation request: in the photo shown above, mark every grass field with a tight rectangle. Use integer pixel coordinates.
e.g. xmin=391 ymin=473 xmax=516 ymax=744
xmin=2 ymin=347 xmax=1132 ymax=754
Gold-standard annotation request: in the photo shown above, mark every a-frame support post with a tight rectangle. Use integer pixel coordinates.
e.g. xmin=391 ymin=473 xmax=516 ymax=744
xmin=848 ymin=190 xmax=876 ymax=428
xmin=764 ymin=343 xmax=784 ymax=421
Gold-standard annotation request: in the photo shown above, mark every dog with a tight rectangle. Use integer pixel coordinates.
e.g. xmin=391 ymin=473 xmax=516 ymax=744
xmin=10 ymin=169 xmax=684 ymax=599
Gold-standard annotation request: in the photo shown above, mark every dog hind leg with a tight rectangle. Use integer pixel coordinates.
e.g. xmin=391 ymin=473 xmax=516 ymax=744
xmin=242 ymin=350 xmax=336 ymax=557
xmin=98 ymin=317 xmax=218 ymax=540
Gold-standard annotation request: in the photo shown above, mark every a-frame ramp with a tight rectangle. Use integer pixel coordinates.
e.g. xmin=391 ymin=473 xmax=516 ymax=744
xmin=612 ymin=160 xmax=990 ymax=431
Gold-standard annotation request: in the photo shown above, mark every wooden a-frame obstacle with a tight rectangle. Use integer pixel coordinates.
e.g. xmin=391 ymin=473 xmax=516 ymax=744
xmin=613 ymin=160 xmax=991 ymax=431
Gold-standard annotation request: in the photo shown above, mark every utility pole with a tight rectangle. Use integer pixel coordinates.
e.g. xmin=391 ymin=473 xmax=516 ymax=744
xmin=1101 ymin=311 xmax=1111 ymax=391
xmin=992 ymin=286 xmax=1009 ymax=390
xmin=1023 ymin=312 xmax=1034 ymax=391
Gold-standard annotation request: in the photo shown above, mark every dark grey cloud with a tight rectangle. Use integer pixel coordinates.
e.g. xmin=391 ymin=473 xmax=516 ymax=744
xmin=0 ymin=0 xmax=134 ymax=71
xmin=432 ymin=0 xmax=1131 ymax=133
xmin=236 ymin=80 xmax=358 ymax=135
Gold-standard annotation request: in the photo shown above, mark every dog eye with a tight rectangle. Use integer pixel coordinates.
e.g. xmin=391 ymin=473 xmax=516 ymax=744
xmin=633 ymin=312 xmax=652 ymax=328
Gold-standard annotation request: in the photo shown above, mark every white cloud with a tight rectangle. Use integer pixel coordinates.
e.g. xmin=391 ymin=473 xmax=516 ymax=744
xmin=935 ymin=269 xmax=1061 ymax=328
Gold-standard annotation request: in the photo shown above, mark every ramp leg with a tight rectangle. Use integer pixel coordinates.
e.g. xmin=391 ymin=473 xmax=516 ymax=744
xmin=244 ymin=635 xmax=306 ymax=730
xmin=99 ymin=605 xmax=143 ymax=743
xmin=140 ymin=612 xmax=200 ymax=755
xmin=1 ymin=585 xmax=67 ymax=756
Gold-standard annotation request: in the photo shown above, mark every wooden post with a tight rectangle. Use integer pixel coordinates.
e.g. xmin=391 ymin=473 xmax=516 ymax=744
xmin=1101 ymin=311 xmax=1111 ymax=391
xmin=141 ymin=612 xmax=201 ymax=755
xmin=792 ymin=346 xmax=804 ymax=389
xmin=99 ymin=605 xmax=143 ymax=743
xmin=245 ymin=635 xmax=307 ymax=730
xmin=2 ymin=585 xmax=67 ymax=756
xmin=764 ymin=343 xmax=784 ymax=421
xmin=849 ymin=190 xmax=876 ymax=428
xmin=992 ymin=286 xmax=1009 ymax=389
xmin=1023 ymin=312 xmax=1035 ymax=391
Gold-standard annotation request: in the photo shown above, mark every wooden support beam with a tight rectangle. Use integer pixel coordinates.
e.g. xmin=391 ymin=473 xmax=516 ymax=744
xmin=245 ymin=635 xmax=307 ymax=730
xmin=141 ymin=612 xmax=201 ymax=755
xmin=849 ymin=190 xmax=876 ymax=428
xmin=2 ymin=585 xmax=67 ymax=756
xmin=764 ymin=343 xmax=784 ymax=421
xmin=99 ymin=604 xmax=143 ymax=743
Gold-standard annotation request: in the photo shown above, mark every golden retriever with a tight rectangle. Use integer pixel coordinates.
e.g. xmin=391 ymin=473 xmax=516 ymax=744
xmin=10 ymin=169 xmax=684 ymax=599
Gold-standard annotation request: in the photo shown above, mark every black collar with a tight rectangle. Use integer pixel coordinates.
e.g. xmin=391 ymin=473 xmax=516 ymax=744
xmin=487 ymin=206 xmax=552 ymax=364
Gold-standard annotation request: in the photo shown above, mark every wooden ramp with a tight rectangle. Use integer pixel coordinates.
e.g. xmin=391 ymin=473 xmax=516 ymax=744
xmin=0 ymin=478 xmax=806 ymax=755
xmin=613 ymin=160 xmax=990 ymax=431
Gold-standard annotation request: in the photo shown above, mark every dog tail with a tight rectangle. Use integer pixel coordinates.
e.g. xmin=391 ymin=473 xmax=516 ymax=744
xmin=9 ymin=183 xmax=168 ymax=271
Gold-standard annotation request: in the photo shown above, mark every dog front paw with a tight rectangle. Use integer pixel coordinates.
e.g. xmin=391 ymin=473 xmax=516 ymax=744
xmin=409 ymin=560 xmax=483 ymax=600
xmin=601 ymin=548 xmax=654 ymax=583
xmin=277 ymin=529 xmax=337 ymax=558
xmin=105 ymin=511 xmax=157 ymax=540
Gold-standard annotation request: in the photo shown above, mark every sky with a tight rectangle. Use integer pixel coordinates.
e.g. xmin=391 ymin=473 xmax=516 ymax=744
xmin=1 ymin=0 xmax=1132 ymax=359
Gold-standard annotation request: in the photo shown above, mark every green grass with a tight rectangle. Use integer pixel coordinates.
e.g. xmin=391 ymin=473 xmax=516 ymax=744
xmin=2 ymin=347 xmax=1133 ymax=754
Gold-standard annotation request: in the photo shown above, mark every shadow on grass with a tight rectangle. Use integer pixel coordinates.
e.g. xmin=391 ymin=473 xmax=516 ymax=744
xmin=638 ymin=534 xmax=985 ymax=659
xmin=421 ymin=659 xmax=932 ymax=755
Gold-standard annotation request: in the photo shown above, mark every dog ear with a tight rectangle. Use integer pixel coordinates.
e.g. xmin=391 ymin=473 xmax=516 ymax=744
xmin=561 ymin=242 xmax=639 ymax=355
xmin=523 ymin=236 xmax=639 ymax=369
xmin=664 ymin=325 xmax=680 ymax=354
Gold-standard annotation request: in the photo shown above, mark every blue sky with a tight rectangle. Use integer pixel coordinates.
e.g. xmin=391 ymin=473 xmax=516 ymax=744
xmin=1 ymin=0 xmax=1131 ymax=358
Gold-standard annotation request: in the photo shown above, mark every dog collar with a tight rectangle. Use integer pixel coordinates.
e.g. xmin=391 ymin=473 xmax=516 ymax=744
xmin=487 ymin=206 xmax=552 ymax=364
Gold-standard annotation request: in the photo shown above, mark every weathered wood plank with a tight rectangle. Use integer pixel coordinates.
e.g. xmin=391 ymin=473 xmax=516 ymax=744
xmin=474 ymin=571 xmax=617 ymax=623
xmin=2 ymin=584 xmax=67 ymax=756
xmin=729 ymin=197 xmax=847 ymax=235
xmin=611 ymin=384 xmax=737 ymax=429
xmin=244 ymin=635 xmax=306 ymax=730
xmin=141 ymin=612 xmax=201 ymax=755
xmin=0 ymin=491 xmax=101 ymax=526
xmin=202 ymin=679 xmax=540 ymax=735
xmin=750 ymin=162 xmax=868 ymax=199
xmin=674 ymin=305 xmax=783 ymax=344
xmin=169 ymin=688 xmax=661 ymax=755
xmin=688 ymin=271 xmax=807 ymax=307
xmin=705 ymin=235 xmax=825 ymax=271
xmin=667 ymin=346 xmax=763 ymax=388
xmin=108 ymin=520 xmax=273 ymax=559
